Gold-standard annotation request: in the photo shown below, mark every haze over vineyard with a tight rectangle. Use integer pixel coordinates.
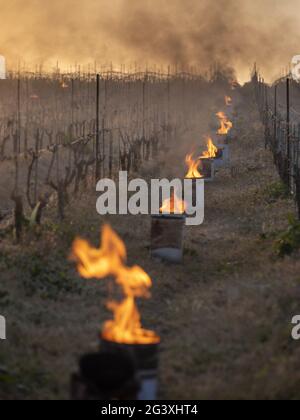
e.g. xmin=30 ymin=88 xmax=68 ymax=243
xmin=1 ymin=0 xmax=300 ymax=81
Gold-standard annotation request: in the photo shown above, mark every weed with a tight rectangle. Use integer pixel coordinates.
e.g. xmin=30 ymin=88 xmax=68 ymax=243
xmin=15 ymin=251 xmax=82 ymax=299
xmin=264 ymin=182 xmax=290 ymax=203
xmin=274 ymin=215 xmax=300 ymax=257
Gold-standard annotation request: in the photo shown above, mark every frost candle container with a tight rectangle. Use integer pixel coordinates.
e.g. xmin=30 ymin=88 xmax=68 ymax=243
xmin=70 ymin=225 xmax=160 ymax=400
xmin=183 ymin=177 xmax=204 ymax=217
xmin=215 ymin=111 xmax=233 ymax=144
xmin=214 ymin=144 xmax=230 ymax=169
xmin=100 ymin=339 xmax=160 ymax=401
xmin=215 ymin=133 xmax=229 ymax=145
xmin=215 ymin=125 xmax=235 ymax=144
xmin=200 ymin=158 xmax=215 ymax=182
xmin=71 ymin=351 xmax=140 ymax=400
xmin=151 ymin=214 xmax=185 ymax=264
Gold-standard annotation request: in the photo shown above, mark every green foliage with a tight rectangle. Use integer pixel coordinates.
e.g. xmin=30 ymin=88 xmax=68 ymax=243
xmin=264 ymin=181 xmax=290 ymax=203
xmin=45 ymin=221 xmax=76 ymax=245
xmin=14 ymin=250 xmax=82 ymax=299
xmin=184 ymin=248 xmax=198 ymax=257
xmin=274 ymin=215 xmax=300 ymax=257
xmin=0 ymin=355 xmax=57 ymax=399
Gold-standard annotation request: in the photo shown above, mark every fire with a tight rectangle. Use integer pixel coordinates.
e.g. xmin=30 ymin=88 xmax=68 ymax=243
xmin=185 ymin=153 xmax=203 ymax=179
xmin=225 ymin=96 xmax=232 ymax=106
xmin=71 ymin=224 xmax=160 ymax=345
xmin=61 ymin=81 xmax=69 ymax=89
xmin=160 ymin=192 xmax=186 ymax=215
xmin=201 ymin=137 xmax=218 ymax=159
xmin=216 ymin=111 xmax=233 ymax=135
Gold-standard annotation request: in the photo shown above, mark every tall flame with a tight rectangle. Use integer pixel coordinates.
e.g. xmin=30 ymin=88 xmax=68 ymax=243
xmin=185 ymin=153 xmax=203 ymax=179
xmin=201 ymin=137 xmax=218 ymax=159
xmin=71 ymin=224 xmax=160 ymax=345
xmin=216 ymin=111 xmax=233 ymax=135
xmin=160 ymin=192 xmax=186 ymax=215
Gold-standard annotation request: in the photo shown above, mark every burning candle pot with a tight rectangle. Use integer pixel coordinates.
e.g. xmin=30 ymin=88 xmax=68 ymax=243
xmin=184 ymin=154 xmax=205 ymax=213
xmin=71 ymin=351 xmax=140 ymax=400
xmin=216 ymin=111 xmax=233 ymax=137
xmin=200 ymin=158 xmax=215 ymax=181
xmin=70 ymin=225 xmax=160 ymax=400
xmin=216 ymin=132 xmax=232 ymax=145
xmin=199 ymin=137 xmax=218 ymax=181
xmin=214 ymin=143 xmax=230 ymax=169
xmin=215 ymin=111 xmax=234 ymax=145
xmin=151 ymin=192 xmax=186 ymax=264
xmin=100 ymin=339 xmax=159 ymax=400
xmin=151 ymin=213 xmax=186 ymax=265
xmin=213 ymin=109 xmax=234 ymax=168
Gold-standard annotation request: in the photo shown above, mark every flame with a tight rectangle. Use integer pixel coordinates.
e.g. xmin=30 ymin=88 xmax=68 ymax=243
xmin=201 ymin=137 xmax=218 ymax=159
xmin=61 ymin=81 xmax=69 ymax=89
xmin=160 ymin=192 xmax=186 ymax=215
xmin=71 ymin=224 xmax=160 ymax=345
xmin=185 ymin=153 xmax=203 ymax=179
xmin=225 ymin=96 xmax=232 ymax=106
xmin=216 ymin=111 xmax=233 ymax=135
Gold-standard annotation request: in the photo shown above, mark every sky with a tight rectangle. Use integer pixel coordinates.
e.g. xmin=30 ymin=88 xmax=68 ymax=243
xmin=0 ymin=0 xmax=299 ymax=82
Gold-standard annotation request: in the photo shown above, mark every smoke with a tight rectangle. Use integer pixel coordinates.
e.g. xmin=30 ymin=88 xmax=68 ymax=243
xmin=0 ymin=0 xmax=299 ymax=82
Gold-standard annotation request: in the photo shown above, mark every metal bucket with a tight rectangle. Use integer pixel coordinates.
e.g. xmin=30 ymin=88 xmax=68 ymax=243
xmin=100 ymin=339 xmax=160 ymax=401
xmin=200 ymin=158 xmax=215 ymax=181
xmin=214 ymin=144 xmax=230 ymax=169
xmin=151 ymin=214 xmax=185 ymax=264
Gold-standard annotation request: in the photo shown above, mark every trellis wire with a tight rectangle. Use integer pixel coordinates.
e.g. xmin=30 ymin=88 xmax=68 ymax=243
xmin=0 ymin=68 xmax=216 ymax=223
xmin=253 ymin=68 xmax=300 ymax=218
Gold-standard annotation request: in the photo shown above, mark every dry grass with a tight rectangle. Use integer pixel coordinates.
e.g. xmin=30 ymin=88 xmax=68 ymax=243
xmin=1 ymin=86 xmax=300 ymax=400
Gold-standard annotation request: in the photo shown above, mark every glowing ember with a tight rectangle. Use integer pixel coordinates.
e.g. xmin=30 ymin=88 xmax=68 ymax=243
xmin=225 ymin=96 xmax=232 ymax=106
xmin=160 ymin=192 xmax=186 ymax=215
xmin=201 ymin=137 xmax=218 ymax=159
xmin=185 ymin=153 xmax=203 ymax=179
xmin=216 ymin=111 xmax=233 ymax=135
xmin=71 ymin=224 xmax=160 ymax=345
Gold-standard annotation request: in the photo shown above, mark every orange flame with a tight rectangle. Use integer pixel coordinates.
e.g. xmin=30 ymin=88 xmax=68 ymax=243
xmin=225 ymin=96 xmax=232 ymax=106
xmin=185 ymin=153 xmax=203 ymax=179
xmin=201 ymin=137 xmax=218 ymax=159
xmin=71 ymin=224 xmax=160 ymax=345
xmin=160 ymin=192 xmax=186 ymax=215
xmin=216 ymin=111 xmax=233 ymax=135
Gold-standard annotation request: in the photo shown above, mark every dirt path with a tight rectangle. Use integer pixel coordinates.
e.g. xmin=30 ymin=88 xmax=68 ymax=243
xmin=1 ymin=86 xmax=300 ymax=400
